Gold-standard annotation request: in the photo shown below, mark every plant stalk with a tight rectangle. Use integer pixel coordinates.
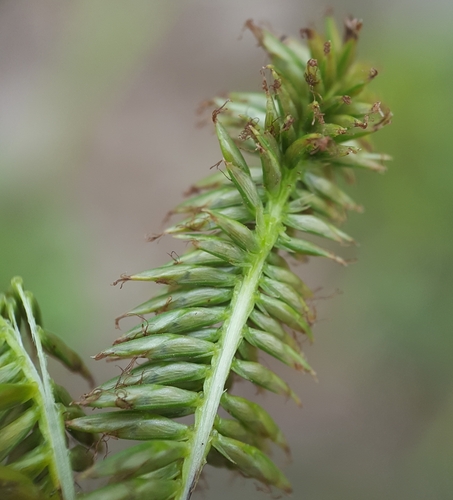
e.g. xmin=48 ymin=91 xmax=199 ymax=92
xmin=178 ymin=167 xmax=299 ymax=500
xmin=15 ymin=281 xmax=76 ymax=500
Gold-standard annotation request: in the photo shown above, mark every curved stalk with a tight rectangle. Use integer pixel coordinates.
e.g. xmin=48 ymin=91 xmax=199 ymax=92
xmin=179 ymin=169 xmax=298 ymax=500
xmin=14 ymin=280 xmax=76 ymax=500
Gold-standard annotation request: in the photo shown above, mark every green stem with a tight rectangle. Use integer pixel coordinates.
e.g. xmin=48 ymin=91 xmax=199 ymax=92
xmin=13 ymin=280 xmax=76 ymax=500
xmin=178 ymin=168 xmax=299 ymax=500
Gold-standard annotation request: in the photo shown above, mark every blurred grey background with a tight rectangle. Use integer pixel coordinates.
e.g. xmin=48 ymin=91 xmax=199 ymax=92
xmin=1 ymin=1 xmax=452 ymax=498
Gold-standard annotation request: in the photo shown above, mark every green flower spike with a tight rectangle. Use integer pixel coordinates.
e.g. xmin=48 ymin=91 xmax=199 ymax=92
xmin=73 ymin=15 xmax=391 ymax=499
xmin=1 ymin=13 xmax=391 ymax=500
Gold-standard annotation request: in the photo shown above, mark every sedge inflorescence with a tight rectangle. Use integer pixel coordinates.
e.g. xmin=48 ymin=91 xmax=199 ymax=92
xmin=0 ymin=15 xmax=391 ymax=500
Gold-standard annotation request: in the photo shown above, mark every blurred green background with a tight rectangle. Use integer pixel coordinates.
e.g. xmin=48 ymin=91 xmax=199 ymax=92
xmin=1 ymin=1 xmax=452 ymax=498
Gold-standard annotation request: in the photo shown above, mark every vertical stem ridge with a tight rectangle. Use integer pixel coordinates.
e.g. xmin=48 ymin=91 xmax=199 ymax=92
xmin=15 ymin=281 xmax=76 ymax=500
xmin=178 ymin=169 xmax=298 ymax=500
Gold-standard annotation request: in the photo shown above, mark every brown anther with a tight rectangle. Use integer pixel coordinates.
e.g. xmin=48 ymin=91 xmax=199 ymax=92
xmin=115 ymin=396 xmax=133 ymax=410
xmin=238 ymin=117 xmax=259 ymax=141
xmin=211 ymin=99 xmax=230 ymax=123
xmin=260 ymin=67 xmax=269 ymax=93
xmin=137 ymin=317 xmax=149 ymax=337
xmin=369 ymin=68 xmax=378 ymax=79
xmin=354 ymin=116 xmax=369 ymax=129
xmin=305 ymin=59 xmax=320 ymax=87
xmin=300 ymin=27 xmax=314 ymax=39
xmin=311 ymin=102 xmax=325 ymax=125
xmin=344 ymin=16 xmax=363 ymax=42
xmin=371 ymin=101 xmax=382 ymax=114
xmin=112 ymin=275 xmax=130 ymax=288
xmin=324 ymin=41 xmax=331 ymax=55
xmin=282 ymin=115 xmax=295 ymax=131
xmin=238 ymin=130 xmax=248 ymax=141
xmin=184 ymin=185 xmax=202 ymax=196
xmin=270 ymin=78 xmax=281 ymax=92
xmin=245 ymin=19 xmax=263 ymax=44
xmin=309 ymin=136 xmax=331 ymax=155
xmin=317 ymin=136 xmax=331 ymax=152
xmin=114 ymin=313 xmax=126 ymax=329
xmin=306 ymin=75 xmax=318 ymax=87
xmin=371 ymin=109 xmax=393 ymax=131
xmin=156 ymin=295 xmax=174 ymax=314
xmin=342 ymin=95 xmax=352 ymax=105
